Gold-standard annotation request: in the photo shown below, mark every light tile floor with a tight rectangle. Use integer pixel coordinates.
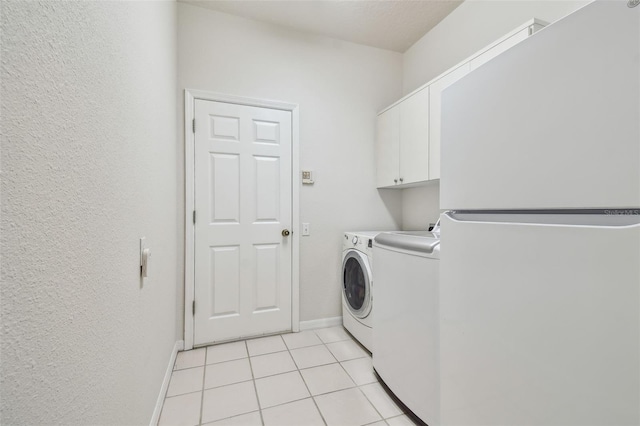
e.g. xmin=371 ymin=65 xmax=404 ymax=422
xmin=158 ymin=326 xmax=419 ymax=426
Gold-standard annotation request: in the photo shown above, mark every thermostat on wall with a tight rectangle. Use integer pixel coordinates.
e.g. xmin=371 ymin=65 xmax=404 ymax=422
xmin=302 ymin=171 xmax=314 ymax=185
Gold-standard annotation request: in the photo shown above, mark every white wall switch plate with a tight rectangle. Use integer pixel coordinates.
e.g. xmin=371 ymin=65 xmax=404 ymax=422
xmin=302 ymin=223 xmax=310 ymax=236
xmin=140 ymin=237 xmax=146 ymax=266
xmin=140 ymin=237 xmax=151 ymax=279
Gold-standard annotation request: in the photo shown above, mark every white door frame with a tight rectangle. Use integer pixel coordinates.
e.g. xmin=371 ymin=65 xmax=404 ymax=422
xmin=184 ymin=89 xmax=300 ymax=350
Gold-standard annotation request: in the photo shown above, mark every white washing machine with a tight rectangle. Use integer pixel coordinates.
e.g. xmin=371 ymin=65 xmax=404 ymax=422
xmin=341 ymin=231 xmax=381 ymax=352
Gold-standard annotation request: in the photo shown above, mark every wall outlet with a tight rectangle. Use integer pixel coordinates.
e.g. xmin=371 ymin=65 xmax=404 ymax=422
xmin=302 ymin=223 xmax=310 ymax=236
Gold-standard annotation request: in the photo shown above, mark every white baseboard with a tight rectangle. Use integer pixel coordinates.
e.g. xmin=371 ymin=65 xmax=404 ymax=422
xmin=299 ymin=316 xmax=343 ymax=331
xmin=150 ymin=340 xmax=184 ymax=426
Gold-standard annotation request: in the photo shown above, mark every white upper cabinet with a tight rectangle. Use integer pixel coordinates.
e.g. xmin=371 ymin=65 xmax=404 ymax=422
xmin=376 ymin=106 xmax=400 ymax=188
xmin=376 ymin=87 xmax=429 ymax=188
xmin=376 ymin=19 xmax=546 ymax=189
xmin=400 ymin=87 xmax=430 ymax=185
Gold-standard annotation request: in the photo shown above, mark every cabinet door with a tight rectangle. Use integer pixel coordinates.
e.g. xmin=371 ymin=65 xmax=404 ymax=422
xmin=428 ymin=63 xmax=470 ymax=180
xmin=469 ymin=27 xmax=529 ymax=72
xmin=399 ymin=87 xmax=429 ymax=185
xmin=376 ymin=106 xmax=400 ymax=188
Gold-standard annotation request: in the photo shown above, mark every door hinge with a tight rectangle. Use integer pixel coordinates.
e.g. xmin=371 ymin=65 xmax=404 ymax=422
xmin=192 ymin=300 xmax=195 ymax=316
xmin=193 ymin=210 xmax=196 ymax=224
xmin=192 ymin=118 xmax=196 ymax=133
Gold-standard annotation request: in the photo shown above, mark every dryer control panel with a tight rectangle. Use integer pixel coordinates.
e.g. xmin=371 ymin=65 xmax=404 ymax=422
xmin=344 ymin=231 xmax=380 ymax=255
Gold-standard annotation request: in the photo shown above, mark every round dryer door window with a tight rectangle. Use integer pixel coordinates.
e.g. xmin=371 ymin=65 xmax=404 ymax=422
xmin=342 ymin=250 xmax=372 ymax=318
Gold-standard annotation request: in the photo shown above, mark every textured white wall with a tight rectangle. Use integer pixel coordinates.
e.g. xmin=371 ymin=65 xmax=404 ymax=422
xmin=400 ymin=0 xmax=590 ymax=230
xmin=178 ymin=3 xmax=403 ymax=323
xmin=1 ymin=2 xmax=178 ymax=424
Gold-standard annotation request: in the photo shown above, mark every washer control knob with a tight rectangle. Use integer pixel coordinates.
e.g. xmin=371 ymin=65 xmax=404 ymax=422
xmin=352 ymin=236 xmax=358 ymax=245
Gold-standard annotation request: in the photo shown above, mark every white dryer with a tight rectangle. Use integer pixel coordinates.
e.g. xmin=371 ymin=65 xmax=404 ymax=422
xmin=341 ymin=231 xmax=380 ymax=352
xmin=372 ymin=231 xmax=441 ymax=425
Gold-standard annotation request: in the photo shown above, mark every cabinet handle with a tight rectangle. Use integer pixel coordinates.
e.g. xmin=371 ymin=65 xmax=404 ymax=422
xmin=399 ymin=177 xmax=404 ymax=182
xmin=394 ymin=179 xmax=398 ymax=184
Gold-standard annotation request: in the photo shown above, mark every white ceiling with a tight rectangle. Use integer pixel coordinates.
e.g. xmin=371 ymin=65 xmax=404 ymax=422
xmin=180 ymin=0 xmax=464 ymax=53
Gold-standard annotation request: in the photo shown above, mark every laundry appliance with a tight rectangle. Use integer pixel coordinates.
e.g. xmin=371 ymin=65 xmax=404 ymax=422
xmin=373 ymin=231 xmax=441 ymax=425
xmin=439 ymin=1 xmax=640 ymax=425
xmin=341 ymin=231 xmax=380 ymax=351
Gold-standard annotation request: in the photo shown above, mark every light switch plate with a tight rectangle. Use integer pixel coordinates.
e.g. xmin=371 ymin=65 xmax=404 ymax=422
xmin=140 ymin=237 xmax=146 ymax=267
xmin=302 ymin=223 xmax=310 ymax=236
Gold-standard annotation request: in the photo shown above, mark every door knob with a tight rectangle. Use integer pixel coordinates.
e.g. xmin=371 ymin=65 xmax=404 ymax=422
xmin=282 ymin=229 xmax=290 ymax=237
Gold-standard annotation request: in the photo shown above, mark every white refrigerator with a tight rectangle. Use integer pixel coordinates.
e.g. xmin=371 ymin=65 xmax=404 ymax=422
xmin=439 ymin=1 xmax=640 ymax=425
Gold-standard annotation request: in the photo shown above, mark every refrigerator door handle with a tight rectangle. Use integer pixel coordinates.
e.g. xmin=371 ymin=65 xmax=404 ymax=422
xmin=444 ymin=210 xmax=640 ymax=228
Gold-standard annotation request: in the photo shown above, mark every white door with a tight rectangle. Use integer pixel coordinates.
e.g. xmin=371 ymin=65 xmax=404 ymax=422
xmin=194 ymin=99 xmax=292 ymax=345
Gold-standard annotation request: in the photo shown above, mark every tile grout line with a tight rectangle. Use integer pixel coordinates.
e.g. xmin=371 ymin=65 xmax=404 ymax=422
xmin=198 ymin=341 xmax=263 ymax=425
xmin=284 ymin=333 xmax=333 ymax=418
xmin=314 ymin=329 xmax=364 ymax=421
xmin=355 ymin=384 xmax=386 ymax=423
xmin=313 ymin=328 xmax=378 ymax=420
xmin=301 ymin=338 xmax=359 ymax=396
xmin=246 ymin=339 xmax=266 ymax=426
xmin=291 ymin=340 xmax=340 ymax=375
xmin=162 ymin=389 xmax=203 ymax=399
xmin=386 ymin=413 xmax=411 ymax=422
xmin=198 ymin=350 xmax=207 ymax=426
xmin=199 ymin=342 xmax=250 ymax=425
xmin=316 ymin=328 xmax=387 ymax=425
xmin=296 ymin=330 xmax=329 ymax=426
xmin=269 ymin=335 xmax=315 ymax=410
xmin=255 ymin=334 xmax=324 ymax=416
xmin=174 ymin=352 xmax=247 ymax=373
xmin=328 ymin=338 xmax=389 ymax=423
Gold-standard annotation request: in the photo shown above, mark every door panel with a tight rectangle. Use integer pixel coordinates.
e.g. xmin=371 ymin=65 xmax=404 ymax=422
xmin=209 ymin=115 xmax=240 ymax=140
xmin=209 ymin=246 xmax=240 ymax=317
xmin=194 ymin=99 xmax=292 ymax=345
xmin=253 ymin=120 xmax=280 ymax=143
xmin=254 ymin=156 xmax=280 ymax=222
xmin=209 ymin=153 xmax=240 ymax=223
xmin=254 ymin=244 xmax=279 ymax=311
